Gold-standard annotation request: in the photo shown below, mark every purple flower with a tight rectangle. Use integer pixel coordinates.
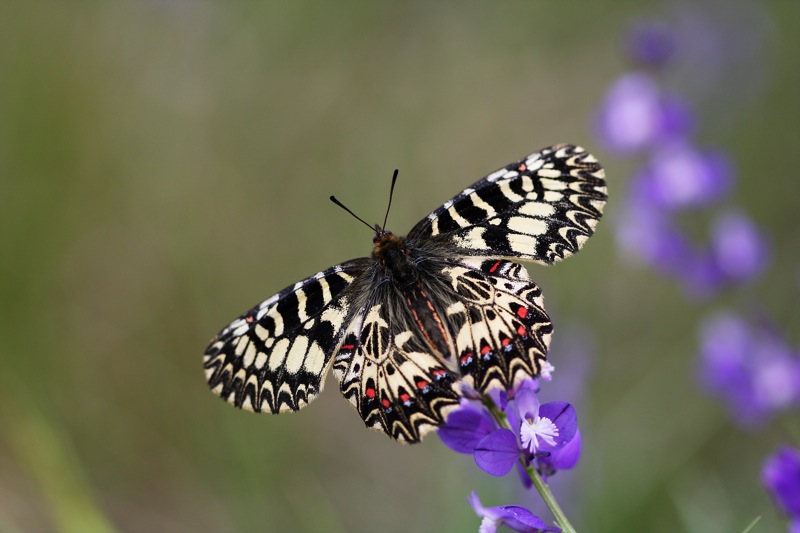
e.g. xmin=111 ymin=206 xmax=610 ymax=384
xmin=596 ymin=73 xmax=692 ymax=154
xmin=625 ymin=20 xmax=676 ymax=68
xmin=698 ymin=312 xmax=800 ymax=425
xmin=473 ymin=382 xmax=578 ymax=478
xmin=616 ymin=204 xmax=728 ymax=299
xmin=467 ymin=491 xmax=560 ymax=533
xmin=762 ymin=446 xmax=800 ymax=530
xmin=516 ymin=390 xmax=577 ymax=455
xmin=710 ymin=210 xmax=769 ymax=283
xmin=636 ymin=142 xmax=732 ymax=210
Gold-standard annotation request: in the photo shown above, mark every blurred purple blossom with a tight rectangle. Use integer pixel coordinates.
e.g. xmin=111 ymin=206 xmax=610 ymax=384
xmin=625 ymin=20 xmax=676 ymax=68
xmin=698 ymin=312 xmax=800 ymax=426
xmin=762 ymin=446 xmax=800 ymax=531
xmin=615 ymin=205 xmax=723 ymax=298
xmin=599 ymin=15 xmax=772 ymax=302
xmin=635 ymin=142 xmax=732 ymax=210
xmin=596 ymin=73 xmax=693 ymax=155
xmin=710 ymin=209 xmax=769 ymax=283
xmin=467 ymin=491 xmax=560 ymax=533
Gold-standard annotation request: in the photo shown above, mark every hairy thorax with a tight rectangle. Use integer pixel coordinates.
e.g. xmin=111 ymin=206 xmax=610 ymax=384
xmin=372 ymin=230 xmax=416 ymax=285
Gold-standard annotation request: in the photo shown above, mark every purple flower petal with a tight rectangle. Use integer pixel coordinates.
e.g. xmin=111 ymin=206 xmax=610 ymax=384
xmin=536 ymin=402 xmax=578 ymax=452
xmin=677 ymin=251 xmax=724 ymax=301
xmin=698 ymin=312 xmax=759 ymax=422
xmin=643 ymin=142 xmax=732 ymax=209
xmin=515 ymin=384 xmax=541 ymax=421
xmin=438 ymin=403 xmax=496 ymax=454
xmin=596 ymin=73 xmax=664 ymax=154
xmin=762 ymin=446 xmax=800 ymax=518
xmin=711 ymin=210 xmax=769 ymax=283
xmin=508 ymin=377 xmax=541 ymax=399
xmin=468 ymin=492 xmax=560 ymax=533
xmin=615 ymin=204 xmax=692 ymax=277
xmin=750 ymin=333 xmax=800 ymax=413
xmin=625 ymin=20 xmax=676 ymax=67
xmin=549 ymin=429 xmax=582 ymax=471
xmin=699 ymin=312 xmax=800 ymax=425
xmin=474 ymin=429 xmax=520 ymax=477
xmin=596 ymin=73 xmax=693 ymax=154
xmin=488 ymin=387 xmax=509 ymax=411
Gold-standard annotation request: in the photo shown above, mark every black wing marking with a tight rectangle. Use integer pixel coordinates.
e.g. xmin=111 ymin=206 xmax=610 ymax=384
xmin=407 ymin=144 xmax=606 ymax=264
xmin=441 ymin=256 xmax=553 ymax=392
xmin=332 ymin=301 xmax=461 ymax=443
xmin=204 ymin=259 xmax=371 ymax=413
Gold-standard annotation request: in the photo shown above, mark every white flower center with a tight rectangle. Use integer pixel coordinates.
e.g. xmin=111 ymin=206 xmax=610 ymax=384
xmin=520 ymin=415 xmax=559 ymax=454
xmin=479 ymin=517 xmax=498 ymax=533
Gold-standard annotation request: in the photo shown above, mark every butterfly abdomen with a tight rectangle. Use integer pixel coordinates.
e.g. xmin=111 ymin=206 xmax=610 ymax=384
xmin=372 ymin=230 xmax=453 ymax=362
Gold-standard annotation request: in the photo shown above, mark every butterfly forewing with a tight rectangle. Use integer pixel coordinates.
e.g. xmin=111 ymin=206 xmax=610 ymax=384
xmin=408 ymin=144 xmax=606 ymax=264
xmin=204 ymin=259 xmax=371 ymax=413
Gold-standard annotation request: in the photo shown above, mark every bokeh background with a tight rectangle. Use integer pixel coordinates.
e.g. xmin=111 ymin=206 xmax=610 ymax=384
xmin=1 ymin=2 xmax=798 ymax=532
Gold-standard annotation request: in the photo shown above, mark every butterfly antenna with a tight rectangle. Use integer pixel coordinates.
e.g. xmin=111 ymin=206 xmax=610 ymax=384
xmin=330 ymin=195 xmax=375 ymax=232
xmin=381 ymin=169 xmax=399 ymax=231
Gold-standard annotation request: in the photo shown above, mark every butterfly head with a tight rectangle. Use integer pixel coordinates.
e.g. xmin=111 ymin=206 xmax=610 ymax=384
xmin=372 ymin=228 xmax=413 ymax=277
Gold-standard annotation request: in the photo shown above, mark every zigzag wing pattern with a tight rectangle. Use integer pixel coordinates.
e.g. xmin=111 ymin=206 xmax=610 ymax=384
xmin=441 ymin=257 xmax=553 ymax=392
xmin=333 ymin=303 xmax=461 ymax=443
xmin=408 ymin=144 xmax=607 ymax=264
xmin=204 ymin=259 xmax=371 ymax=413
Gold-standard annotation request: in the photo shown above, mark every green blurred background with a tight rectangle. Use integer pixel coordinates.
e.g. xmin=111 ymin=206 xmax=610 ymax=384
xmin=1 ymin=2 xmax=798 ymax=532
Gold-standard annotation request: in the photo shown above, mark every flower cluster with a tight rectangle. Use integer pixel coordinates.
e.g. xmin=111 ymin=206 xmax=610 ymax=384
xmin=596 ymin=21 xmax=769 ymax=299
xmin=438 ymin=378 xmax=581 ymax=532
xmin=597 ymin=16 xmax=799 ymax=532
xmin=699 ymin=312 xmax=800 ymax=426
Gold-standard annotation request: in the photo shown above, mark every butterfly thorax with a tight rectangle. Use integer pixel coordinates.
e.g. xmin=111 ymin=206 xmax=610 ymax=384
xmin=372 ymin=230 xmax=416 ymax=285
xmin=370 ymin=228 xmax=454 ymax=359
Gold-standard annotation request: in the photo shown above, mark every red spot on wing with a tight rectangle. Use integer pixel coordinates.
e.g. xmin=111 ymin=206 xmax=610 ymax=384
xmin=245 ymin=315 xmax=255 ymax=323
xmin=480 ymin=345 xmax=491 ymax=355
xmin=416 ymin=380 xmax=429 ymax=390
xmin=433 ymin=369 xmax=448 ymax=380
xmin=460 ymin=352 xmax=473 ymax=365
xmin=340 ymin=344 xmax=355 ymax=351
xmin=518 ymin=163 xmax=527 ymax=171
xmin=517 ymin=325 xmax=527 ymax=337
xmin=516 ymin=307 xmax=529 ymax=319
xmin=399 ymin=393 xmax=411 ymax=404
xmin=381 ymin=398 xmax=391 ymax=409
xmin=489 ymin=260 xmax=501 ymax=273
xmin=501 ymin=337 xmax=511 ymax=348
xmin=365 ymin=387 xmax=376 ymax=399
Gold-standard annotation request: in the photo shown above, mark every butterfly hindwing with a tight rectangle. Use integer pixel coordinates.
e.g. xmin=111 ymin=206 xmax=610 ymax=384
xmin=333 ymin=302 xmax=461 ymax=443
xmin=204 ymin=259 xmax=371 ymax=413
xmin=407 ymin=144 xmax=607 ymax=264
xmin=440 ymin=257 xmax=553 ymax=392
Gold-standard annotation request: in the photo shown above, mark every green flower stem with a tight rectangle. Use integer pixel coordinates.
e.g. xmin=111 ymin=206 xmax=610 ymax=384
xmin=482 ymin=397 xmax=578 ymax=533
xmin=525 ymin=463 xmax=577 ymax=533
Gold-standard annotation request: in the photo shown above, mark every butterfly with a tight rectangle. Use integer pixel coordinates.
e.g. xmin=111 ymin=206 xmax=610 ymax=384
xmin=204 ymin=144 xmax=606 ymax=443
